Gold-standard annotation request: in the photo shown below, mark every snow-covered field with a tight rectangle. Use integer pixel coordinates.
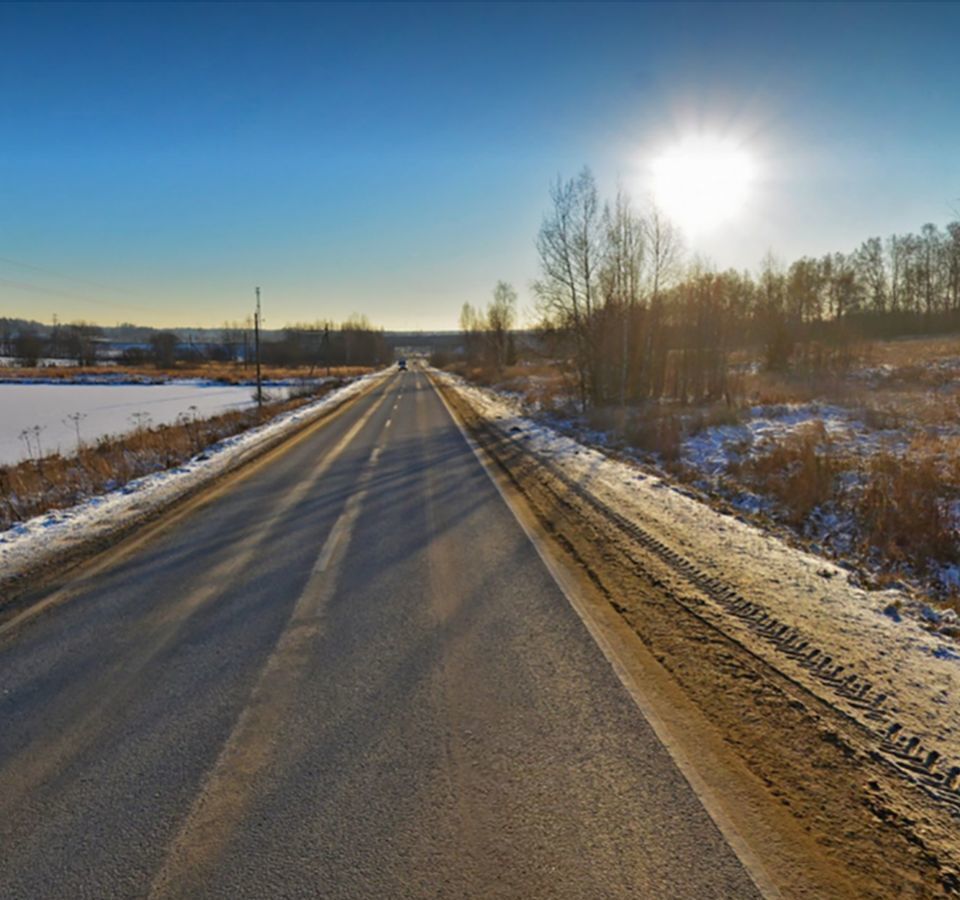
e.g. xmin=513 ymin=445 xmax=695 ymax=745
xmin=436 ymin=370 xmax=960 ymax=772
xmin=0 ymin=370 xmax=387 ymax=584
xmin=0 ymin=381 xmax=300 ymax=465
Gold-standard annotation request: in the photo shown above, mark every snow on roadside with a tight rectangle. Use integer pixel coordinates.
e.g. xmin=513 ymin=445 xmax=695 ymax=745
xmin=681 ymin=403 xmax=894 ymax=476
xmin=0 ymin=373 xmax=334 ymax=386
xmin=0 ymin=370 xmax=387 ymax=587
xmin=436 ymin=370 xmax=960 ymax=766
xmin=0 ymin=380 xmax=315 ymax=465
xmin=680 ymin=401 xmax=929 ymax=481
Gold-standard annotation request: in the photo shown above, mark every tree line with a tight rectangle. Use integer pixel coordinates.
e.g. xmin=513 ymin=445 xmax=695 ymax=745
xmin=1 ymin=316 xmax=391 ymax=369
xmin=1 ymin=320 xmax=104 ymax=367
xmin=259 ymin=316 xmax=391 ymax=370
xmin=503 ymin=168 xmax=960 ymax=411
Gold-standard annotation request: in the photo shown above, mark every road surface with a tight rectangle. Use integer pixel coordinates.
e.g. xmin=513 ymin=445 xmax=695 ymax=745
xmin=0 ymin=368 xmax=762 ymax=899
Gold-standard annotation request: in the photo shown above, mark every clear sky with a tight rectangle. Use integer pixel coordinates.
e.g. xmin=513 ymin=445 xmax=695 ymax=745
xmin=2 ymin=1 xmax=958 ymax=330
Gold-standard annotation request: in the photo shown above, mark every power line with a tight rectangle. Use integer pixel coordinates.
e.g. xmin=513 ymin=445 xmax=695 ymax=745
xmin=0 ymin=276 xmax=157 ymax=315
xmin=0 ymin=255 xmax=143 ymax=296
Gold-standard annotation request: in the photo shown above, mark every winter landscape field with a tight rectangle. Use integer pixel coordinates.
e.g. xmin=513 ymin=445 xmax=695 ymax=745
xmin=4 ymin=3 xmax=960 ymax=897
xmin=0 ymin=381 xmax=287 ymax=465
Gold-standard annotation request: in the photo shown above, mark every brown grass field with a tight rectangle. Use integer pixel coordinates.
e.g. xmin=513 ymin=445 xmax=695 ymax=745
xmin=0 ymin=362 xmax=373 ymax=383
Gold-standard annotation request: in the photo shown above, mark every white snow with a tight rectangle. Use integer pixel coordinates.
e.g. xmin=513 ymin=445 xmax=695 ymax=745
xmin=680 ymin=403 xmax=909 ymax=477
xmin=0 ymin=357 xmax=82 ymax=368
xmin=436 ymin=370 xmax=960 ymax=767
xmin=0 ymin=381 xmax=309 ymax=465
xmin=0 ymin=370 xmax=387 ymax=584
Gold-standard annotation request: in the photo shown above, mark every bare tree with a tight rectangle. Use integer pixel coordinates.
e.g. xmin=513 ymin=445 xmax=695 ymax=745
xmin=533 ymin=168 xmax=604 ymax=410
xmin=220 ymin=321 xmax=245 ymax=363
xmin=459 ymin=302 xmax=484 ymax=366
xmin=855 ymin=237 xmax=888 ymax=314
xmin=640 ymin=204 xmax=681 ymax=398
xmin=947 ymin=222 xmax=960 ymax=312
xmin=601 ymin=189 xmax=644 ymax=406
xmin=63 ymin=321 xmax=101 ymax=366
xmin=758 ymin=252 xmax=792 ymax=370
xmin=487 ymin=281 xmax=517 ymax=373
xmin=13 ymin=328 xmax=43 ymax=367
xmin=920 ymin=223 xmax=942 ymax=316
xmin=642 ymin=204 xmax=681 ymax=303
xmin=149 ymin=332 xmax=179 ymax=369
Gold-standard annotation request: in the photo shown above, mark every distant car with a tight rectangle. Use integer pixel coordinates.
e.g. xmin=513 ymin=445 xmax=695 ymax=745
xmin=397 ymin=358 xmax=407 ymax=371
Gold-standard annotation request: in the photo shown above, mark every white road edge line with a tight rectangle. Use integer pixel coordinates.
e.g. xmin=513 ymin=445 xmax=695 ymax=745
xmin=429 ymin=373 xmax=781 ymax=900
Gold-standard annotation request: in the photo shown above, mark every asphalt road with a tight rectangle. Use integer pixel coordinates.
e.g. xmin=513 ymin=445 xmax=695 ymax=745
xmin=0 ymin=368 xmax=762 ymax=899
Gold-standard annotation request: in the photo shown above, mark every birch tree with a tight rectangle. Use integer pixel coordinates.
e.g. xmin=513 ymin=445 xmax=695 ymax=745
xmin=533 ymin=168 xmax=603 ymax=410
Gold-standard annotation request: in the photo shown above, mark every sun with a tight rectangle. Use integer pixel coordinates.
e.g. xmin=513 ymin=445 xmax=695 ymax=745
xmin=650 ymin=135 xmax=756 ymax=235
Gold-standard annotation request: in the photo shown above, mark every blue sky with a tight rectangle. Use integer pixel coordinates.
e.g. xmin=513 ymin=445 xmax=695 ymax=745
xmin=1 ymin=2 xmax=958 ymax=329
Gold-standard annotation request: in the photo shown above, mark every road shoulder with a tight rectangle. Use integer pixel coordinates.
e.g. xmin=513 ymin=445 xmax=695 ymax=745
xmin=434 ymin=370 xmax=960 ymax=899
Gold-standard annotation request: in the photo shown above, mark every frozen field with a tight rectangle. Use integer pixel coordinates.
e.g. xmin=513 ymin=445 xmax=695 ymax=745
xmin=0 ymin=381 xmax=287 ymax=465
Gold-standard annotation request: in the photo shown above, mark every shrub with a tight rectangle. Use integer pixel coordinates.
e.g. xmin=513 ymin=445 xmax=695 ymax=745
xmin=737 ymin=421 xmax=841 ymax=524
xmin=858 ymin=448 xmax=959 ymax=570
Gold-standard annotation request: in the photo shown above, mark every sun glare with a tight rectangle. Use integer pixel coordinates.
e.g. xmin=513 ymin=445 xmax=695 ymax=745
xmin=650 ymin=135 xmax=756 ymax=235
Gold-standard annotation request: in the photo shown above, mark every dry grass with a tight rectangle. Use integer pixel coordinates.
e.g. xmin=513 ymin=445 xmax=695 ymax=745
xmin=0 ymin=380 xmax=345 ymax=530
xmin=628 ymin=411 xmax=684 ymax=462
xmin=458 ymin=345 xmax=960 ymax=601
xmin=584 ymin=405 xmax=690 ymax=462
xmin=687 ymin=402 xmax=744 ymax=434
xmin=0 ymin=363 xmax=372 ymax=384
xmin=450 ymin=362 xmax=577 ymax=414
xmin=857 ymin=439 xmax=960 ymax=572
xmin=741 ymin=370 xmax=853 ymax=406
xmin=869 ymin=334 xmax=960 ymax=368
xmin=734 ymin=421 xmax=845 ymax=525
xmin=732 ymin=427 xmax=960 ymax=587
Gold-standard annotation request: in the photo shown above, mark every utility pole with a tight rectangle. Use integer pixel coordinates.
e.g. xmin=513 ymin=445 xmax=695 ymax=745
xmin=254 ymin=287 xmax=263 ymax=408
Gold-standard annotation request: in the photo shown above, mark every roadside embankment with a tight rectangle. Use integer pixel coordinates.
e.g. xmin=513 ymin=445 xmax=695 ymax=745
xmin=435 ymin=367 xmax=960 ymax=899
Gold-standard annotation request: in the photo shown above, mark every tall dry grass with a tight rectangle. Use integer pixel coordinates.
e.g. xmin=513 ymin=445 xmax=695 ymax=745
xmin=734 ymin=421 xmax=843 ymax=524
xmin=0 ymin=363 xmax=372 ymax=384
xmin=857 ymin=441 xmax=960 ymax=571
